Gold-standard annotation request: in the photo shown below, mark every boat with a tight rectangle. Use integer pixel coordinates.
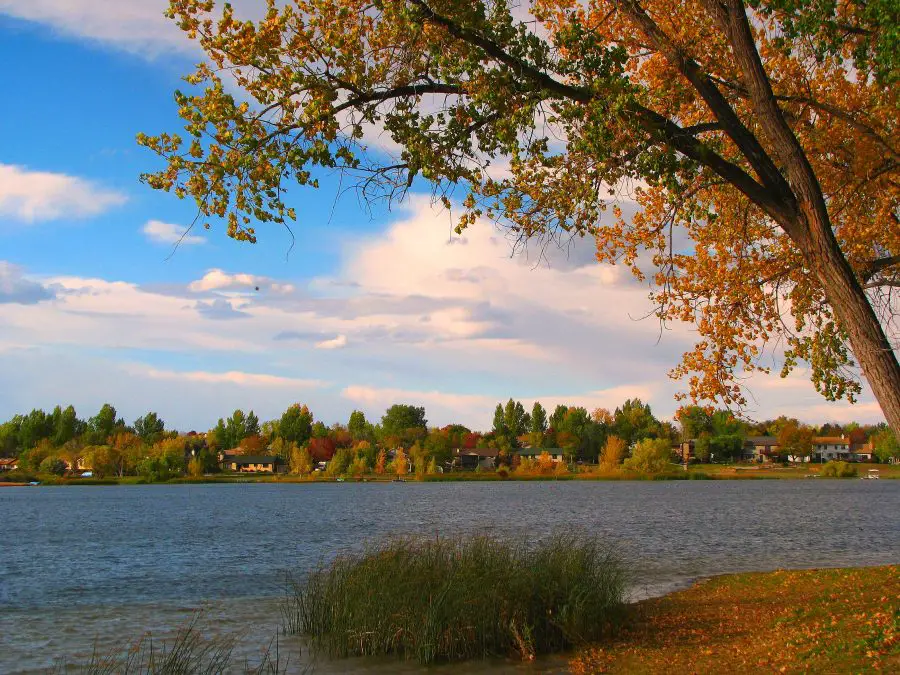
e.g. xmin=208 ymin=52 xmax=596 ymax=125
xmin=862 ymin=469 xmax=880 ymax=480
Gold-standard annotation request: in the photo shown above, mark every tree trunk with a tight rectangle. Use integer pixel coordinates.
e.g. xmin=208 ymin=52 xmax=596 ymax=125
xmin=800 ymin=212 xmax=900 ymax=435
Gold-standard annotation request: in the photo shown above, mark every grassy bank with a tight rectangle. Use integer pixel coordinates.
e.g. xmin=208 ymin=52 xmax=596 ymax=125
xmin=4 ymin=460 xmax=897 ymax=486
xmin=571 ymin=565 xmax=899 ymax=674
xmin=283 ymin=534 xmax=627 ymax=664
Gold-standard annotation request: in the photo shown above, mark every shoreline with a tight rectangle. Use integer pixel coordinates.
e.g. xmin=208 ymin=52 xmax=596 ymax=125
xmin=3 ymin=465 xmax=897 ymax=486
xmin=24 ymin=565 xmax=897 ymax=673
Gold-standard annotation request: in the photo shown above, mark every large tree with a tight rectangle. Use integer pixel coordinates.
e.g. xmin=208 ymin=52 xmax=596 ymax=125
xmin=143 ymin=0 xmax=900 ymax=431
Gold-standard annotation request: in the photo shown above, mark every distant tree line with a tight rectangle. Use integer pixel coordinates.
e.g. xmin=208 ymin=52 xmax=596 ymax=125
xmin=0 ymin=399 xmax=896 ymax=480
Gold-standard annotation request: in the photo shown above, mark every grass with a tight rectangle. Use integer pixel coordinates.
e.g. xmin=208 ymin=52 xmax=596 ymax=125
xmin=570 ymin=565 xmax=900 ymax=674
xmin=56 ymin=613 xmax=290 ymax=674
xmin=7 ymin=460 xmax=897 ymax=486
xmin=283 ymin=533 xmax=628 ymax=664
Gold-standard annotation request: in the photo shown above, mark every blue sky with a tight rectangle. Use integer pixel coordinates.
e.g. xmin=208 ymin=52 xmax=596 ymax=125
xmin=0 ymin=1 xmax=885 ymax=432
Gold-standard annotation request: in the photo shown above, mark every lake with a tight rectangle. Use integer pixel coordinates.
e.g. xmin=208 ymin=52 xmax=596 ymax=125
xmin=1 ymin=480 xmax=898 ymax=672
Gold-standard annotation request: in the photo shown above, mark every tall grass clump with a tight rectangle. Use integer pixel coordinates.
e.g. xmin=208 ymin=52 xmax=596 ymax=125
xmin=284 ymin=533 xmax=627 ymax=664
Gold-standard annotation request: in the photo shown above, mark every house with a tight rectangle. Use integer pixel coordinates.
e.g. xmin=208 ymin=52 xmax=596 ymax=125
xmin=0 ymin=458 xmax=19 ymax=471
xmin=452 ymin=447 xmax=499 ymax=470
xmin=812 ymin=436 xmax=851 ymax=462
xmin=516 ymin=448 xmax=566 ymax=463
xmin=745 ymin=436 xmax=780 ymax=462
xmin=223 ymin=455 xmax=284 ymax=473
xmin=849 ymin=440 xmax=875 ymax=463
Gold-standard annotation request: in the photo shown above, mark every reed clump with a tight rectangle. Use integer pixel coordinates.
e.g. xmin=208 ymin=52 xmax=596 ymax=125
xmin=284 ymin=533 xmax=627 ymax=664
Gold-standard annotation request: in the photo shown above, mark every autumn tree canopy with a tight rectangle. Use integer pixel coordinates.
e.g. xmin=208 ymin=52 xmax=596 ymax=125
xmin=140 ymin=0 xmax=900 ymax=431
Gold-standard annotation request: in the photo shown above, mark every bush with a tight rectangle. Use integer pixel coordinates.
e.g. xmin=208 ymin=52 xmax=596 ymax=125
xmin=39 ymin=456 xmax=67 ymax=476
xmin=623 ymin=439 xmax=674 ymax=473
xmin=284 ymin=534 xmax=627 ymax=664
xmin=821 ymin=460 xmax=858 ymax=478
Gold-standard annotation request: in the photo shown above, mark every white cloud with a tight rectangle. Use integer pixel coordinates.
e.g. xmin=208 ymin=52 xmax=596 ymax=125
xmin=189 ymin=269 xmax=295 ymax=294
xmin=142 ymin=220 xmax=206 ymax=245
xmin=0 ymin=198 xmax=887 ymax=429
xmin=0 ymin=0 xmax=188 ymax=55
xmin=315 ymin=335 xmax=347 ymax=350
xmin=135 ymin=366 xmax=324 ymax=389
xmin=0 ymin=0 xmax=265 ymax=57
xmin=0 ymin=164 xmax=126 ymax=223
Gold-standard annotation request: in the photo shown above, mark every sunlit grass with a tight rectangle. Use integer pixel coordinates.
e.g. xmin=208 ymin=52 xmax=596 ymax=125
xmin=284 ymin=533 xmax=628 ymax=664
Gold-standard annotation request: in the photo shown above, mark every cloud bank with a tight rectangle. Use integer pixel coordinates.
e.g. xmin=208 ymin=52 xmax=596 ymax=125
xmin=0 ymin=164 xmax=126 ymax=223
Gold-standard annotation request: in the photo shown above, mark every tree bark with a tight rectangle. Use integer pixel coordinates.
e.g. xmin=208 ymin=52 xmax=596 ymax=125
xmin=704 ymin=0 xmax=900 ymax=434
xmin=798 ymin=213 xmax=900 ymax=435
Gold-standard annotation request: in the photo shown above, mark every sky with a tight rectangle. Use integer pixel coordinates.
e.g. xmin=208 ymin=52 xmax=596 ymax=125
xmin=0 ymin=0 xmax=886 ymax=432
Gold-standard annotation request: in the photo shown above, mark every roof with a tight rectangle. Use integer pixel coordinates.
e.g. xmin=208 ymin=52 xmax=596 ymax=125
xmin=747 ymin=436 xmax=779 ymax=447
xmin=0 ymin=458 xmax=18 ymax=466
xmin=226 ymin=455 xmax=281 ymax=464
xmin=813 ymin=436 xmax=850 ymax=445
xmin=453 ymin=448 xmax=499 ymax=458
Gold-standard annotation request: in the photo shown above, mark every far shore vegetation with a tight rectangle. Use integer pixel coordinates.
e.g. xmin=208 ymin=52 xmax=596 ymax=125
xmin=2 ymin=399 xmax=898 ymax=486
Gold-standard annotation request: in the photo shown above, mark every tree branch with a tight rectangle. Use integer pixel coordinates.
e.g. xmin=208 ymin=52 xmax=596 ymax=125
xmin=613 ymin=1 xmax=797 ymax=210
xmin=408 ymin=0 xmax=794 ymax=226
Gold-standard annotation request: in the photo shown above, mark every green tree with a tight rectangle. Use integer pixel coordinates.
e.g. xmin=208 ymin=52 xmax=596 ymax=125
xmin=0 ymin=420 xmax=21 ymax=456
xmin=279 ymin=404 xmax=314 ymax=446
xmin=711 ymin=410 xmax=745 ymax=437
xmin=86 ymin=404 xmax=123 ymax=445
xmin=51 ymin=405 xmax=83 ymax=447
xmin=134 ymin=412 xmax=165 ymax=444
xmin=503 ymin=399 xmax=529 ymax=439
xmin=550 ymin=405 xmax=569 ymax=432
xmin=326 ymin=448 xmax=354 ymax=476
xmin=613 ymin=399 xmax=660 ymax=448
xmin=694 ymin=433 xmax=713 ymax=463
xmin=348 ymin=410 xmax=371 ymax=442
xmin=18 ymin=409 xmax=52 ymax=451
xmin=245 ymin=410 xmax=260 ymax=437
xmin=381 ymin=405 xmax=427 ymax=446
xmin=872 ymin=427 xmax=900 ymax=463
xmin=290 ymin=445 xmax=313 ymax=475
xmin=424 ymin=429 xmax=453 ymax=465
xmin=709 ymin=435 xmax=745 ymax=463
xmin=530 ymin=402 xmax=548 ymax=440
xmin=678 ymin=406 xmax=713 ymax=440
xmin=39 ymin=456 xmax=67 ymax=476
xmin=491 ymin=403 xmax=508 ymax=438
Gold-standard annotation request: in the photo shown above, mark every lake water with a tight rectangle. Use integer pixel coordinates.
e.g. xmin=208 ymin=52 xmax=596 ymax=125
xmin=1 ymin=480 xmax=898 ymax=672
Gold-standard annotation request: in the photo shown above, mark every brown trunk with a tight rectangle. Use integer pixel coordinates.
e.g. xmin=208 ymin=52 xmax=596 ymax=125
xmin=707 ymin=1 xmax=900 ymax=435
xmin=800 ymin=211 xmax=900 ymax=435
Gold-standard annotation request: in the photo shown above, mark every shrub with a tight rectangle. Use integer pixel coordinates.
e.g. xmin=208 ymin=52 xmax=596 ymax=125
xmin=39 ymin=456 xmax=67 ymax=476
xmin=284 ymin=534 xmax=627 ymax=664
xmin=599 ymin=436 xmax=626 ymax=471
xmin=821 ymin=460 xmax=858 ymax=478
xmin=623 ymin=439 xmax=674 ymax=473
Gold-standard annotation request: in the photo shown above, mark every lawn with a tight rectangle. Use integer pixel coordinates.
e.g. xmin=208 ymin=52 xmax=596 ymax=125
xmin=570 ymin=566 xmax=899 ymax=674
xmin=690 ymin=462 xmax=900 ymax=479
